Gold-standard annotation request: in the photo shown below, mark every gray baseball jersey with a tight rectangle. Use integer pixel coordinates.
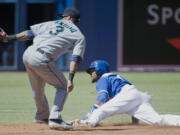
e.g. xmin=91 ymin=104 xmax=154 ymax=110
xmin=30 ymin=19 xmax=86 ymax=62
xmin=23 ymin=19 xmax=86 ymax=121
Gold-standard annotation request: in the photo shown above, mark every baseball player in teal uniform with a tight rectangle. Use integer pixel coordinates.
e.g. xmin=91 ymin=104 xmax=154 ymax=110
xmin=75 ymin=60 xmax=180 ymax=127
xmin=0 ymin=8 xmax=85 ymax=130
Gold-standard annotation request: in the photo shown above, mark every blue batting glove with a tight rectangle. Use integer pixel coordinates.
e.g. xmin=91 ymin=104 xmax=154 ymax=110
xmin=81 ymin=112 xmax=92 ymax=120
xmin=81 ymin=104 xmax=100 ymax=120
xmin=81 ymin=115 xmax=89 ymax=120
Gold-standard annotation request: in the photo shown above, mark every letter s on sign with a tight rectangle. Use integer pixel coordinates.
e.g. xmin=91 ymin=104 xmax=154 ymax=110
xmin=147 ymin=4 xmax=159 ymax=25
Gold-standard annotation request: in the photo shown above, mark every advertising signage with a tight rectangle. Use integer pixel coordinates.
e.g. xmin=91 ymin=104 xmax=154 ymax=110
xmin=123 ymin=0 xmax=180 ymax=65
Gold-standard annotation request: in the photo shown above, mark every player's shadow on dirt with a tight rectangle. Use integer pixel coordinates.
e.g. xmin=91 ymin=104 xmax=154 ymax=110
xmin=72 ymin=123 xmax=141 ymax=131
xmin=98 ymin=122 xmax=140 ymax=127
xmin=73 ymin=128 xmax=127 ymax=132
xmin=52 ymin=123 xmax=140 ymax=131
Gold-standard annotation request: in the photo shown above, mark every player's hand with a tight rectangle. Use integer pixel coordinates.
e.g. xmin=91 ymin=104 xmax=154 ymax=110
xmin=69 ymin=119 xmax=92 ymax=127
xmin=0 ymin=28 xmax=8 ymax=43
xmin=67 ymin=80 xmax=74 ymax=93
xmin=81 ymin=112 xmax=92 ymax=120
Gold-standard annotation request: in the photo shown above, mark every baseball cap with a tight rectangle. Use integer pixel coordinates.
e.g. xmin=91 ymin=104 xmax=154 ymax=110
xmin=58 ymin=8 xmax=80 ymax=20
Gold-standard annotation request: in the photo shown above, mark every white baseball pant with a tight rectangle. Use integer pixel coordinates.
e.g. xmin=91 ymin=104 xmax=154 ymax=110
xmin=88 ymin=84 xmax=180 ymax=127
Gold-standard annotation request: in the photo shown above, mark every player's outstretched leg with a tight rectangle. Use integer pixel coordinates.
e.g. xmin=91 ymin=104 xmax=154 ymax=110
xmin=132 ymin=93 xmax=180 ymax=126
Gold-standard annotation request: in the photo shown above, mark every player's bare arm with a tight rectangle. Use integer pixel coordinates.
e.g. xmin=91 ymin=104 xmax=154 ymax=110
xmin=67 ymin=61 xmax=79 ymax=93
xmin=0 ymin=29 xmax=34 ymax=43
xmin=70 ymin=61 xmax=78 ymax=72
xmin=15 ymin=31 xmax=30 ymax=41
xmin=95 ymin=101 xmax=103 ymax=106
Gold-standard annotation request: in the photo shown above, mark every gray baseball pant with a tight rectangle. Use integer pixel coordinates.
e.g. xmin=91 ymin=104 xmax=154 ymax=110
xmin=23 ymin=47 xmax=67 ymax=121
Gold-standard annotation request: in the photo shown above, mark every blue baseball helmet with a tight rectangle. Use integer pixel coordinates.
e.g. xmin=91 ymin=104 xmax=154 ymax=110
xmin=86 ymin=60 xmax=110 ymax=75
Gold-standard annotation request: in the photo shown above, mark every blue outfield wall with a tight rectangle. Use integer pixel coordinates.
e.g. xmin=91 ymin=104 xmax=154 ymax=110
xmin=76 ymin=0 xmax=118 ymax=70
xmin=0 ymin=0 xmax=118 ymax=71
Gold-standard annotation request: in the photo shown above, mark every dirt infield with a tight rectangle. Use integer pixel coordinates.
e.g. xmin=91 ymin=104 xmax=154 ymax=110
xmin=0 ymin=123 xmax=179 ymax=135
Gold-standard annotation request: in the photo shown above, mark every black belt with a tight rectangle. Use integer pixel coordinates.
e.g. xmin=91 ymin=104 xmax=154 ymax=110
xmin=36 ymin=48 xmax=53 ymax=63
xmin=37 ymin=48 xmax=45 ymax=54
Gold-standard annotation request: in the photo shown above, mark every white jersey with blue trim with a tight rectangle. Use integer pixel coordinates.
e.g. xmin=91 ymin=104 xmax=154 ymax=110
xmin=96 ymin=73 xmax=132 ymax=103
xmin=30 ymin=19 xmax=86 ymax=61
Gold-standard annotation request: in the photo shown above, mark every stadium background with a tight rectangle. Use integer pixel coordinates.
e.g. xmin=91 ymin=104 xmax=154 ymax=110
xmin=0 ymin=0 xmax=180 ymax=71
xmin=0 ymin=1 xmax=180 ymax=134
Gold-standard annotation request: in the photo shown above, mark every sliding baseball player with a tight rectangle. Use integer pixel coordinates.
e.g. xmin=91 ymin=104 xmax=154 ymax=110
xmin=72 ymin=60 xmax=180 ymax=127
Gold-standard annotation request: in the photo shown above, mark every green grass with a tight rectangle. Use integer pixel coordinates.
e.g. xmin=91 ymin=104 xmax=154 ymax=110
xmin=0 ymin=72 xmax=180 ymax=124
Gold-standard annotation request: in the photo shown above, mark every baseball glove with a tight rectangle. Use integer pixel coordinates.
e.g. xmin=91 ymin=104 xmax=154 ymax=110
xmin=69 ymin=119 xmax=92 ymax=127
xmin=0 ymin=27 xmax=7 ymax=42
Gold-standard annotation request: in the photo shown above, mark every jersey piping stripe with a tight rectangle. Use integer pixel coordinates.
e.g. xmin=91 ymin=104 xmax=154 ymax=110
xmin=98 ymin=90 xmax=109 ymax=94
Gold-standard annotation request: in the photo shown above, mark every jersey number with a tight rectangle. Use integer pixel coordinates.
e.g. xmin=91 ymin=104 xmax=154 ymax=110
xmin=49 ymin=25 xmax=64 ymax=35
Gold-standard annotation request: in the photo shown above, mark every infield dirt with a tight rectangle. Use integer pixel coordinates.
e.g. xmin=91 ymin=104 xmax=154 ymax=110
xmin=0 ymin=122 xmax=180 ymax=135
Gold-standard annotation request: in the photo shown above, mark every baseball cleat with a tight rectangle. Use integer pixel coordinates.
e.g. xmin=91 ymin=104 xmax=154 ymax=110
xmin=34 ymin=118 xmax=49 ymax=124
xmin=48 ymin=119 xmax=72 ymax=130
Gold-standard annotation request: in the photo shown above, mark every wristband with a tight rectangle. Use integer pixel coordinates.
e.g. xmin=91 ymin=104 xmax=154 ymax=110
xmin=7 ymin=35 xmax=17 ymax=42
xmin=69 ymin=72 xmax=75 ymax=82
